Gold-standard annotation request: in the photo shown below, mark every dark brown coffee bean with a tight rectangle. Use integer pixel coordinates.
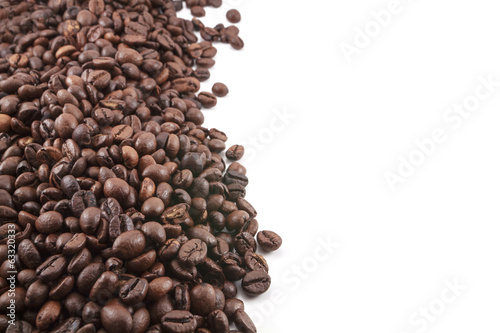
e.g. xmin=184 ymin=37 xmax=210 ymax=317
xmin=241 ymin=270 xmax=271 ymax=296
xmin=141 ymin=197 xmax=165 ymax=217
xmin=234 ymin=232 xmax=257 ymax=255
xmin=212 ymin=83 xmax=228 ymax=97
xmin=103 ymin=178 xmax=130 ymax=202
xmin=35 ymin=211 xmax=63 ymax=234
xmin=36 ymin=300 xmax=62 ymax=330
xmin=197 ymin=91 xmax=217 ymax=108
xmin=79 ymin=207 xmax=101 ymax=235
xmin=119 ymin=277 xmax=148 ymax=304
xmin=161 ymin=310 xmax=196 ymax=333
xmin=226 ymin=145 xmax=244 ymax=161
xmin=89 ymin=271 xmax=119 ymax=304
xmin=139 ymin=222 xmax=165 ymax=245
xmin=257 ymin=230 xmax=282 ymax=251
xmin=234 ymin=310 xmax=256 ymax=333
xmin=112 ymin=230 xmax=146 ymax=260
xmin=100 ymin=304 xmax=133 ymax=333
xmin=36 ymin=254 xmax=67 ymax=282
xmin=190 ymin=283 xmax=217 ymax=316
xmin=178 ymin=239 xmax=207 ymax=265
xmin=226 ymin=9 xmax=241 ymax=23
xmin=207 ymin=309 xmax=230 ymax=333
xmin=244 ymin=251 xmax=268 ymax=272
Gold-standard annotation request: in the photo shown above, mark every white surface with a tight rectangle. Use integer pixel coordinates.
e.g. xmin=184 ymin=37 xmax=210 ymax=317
xmin=185 ymin=0 xmax=500 ymax=331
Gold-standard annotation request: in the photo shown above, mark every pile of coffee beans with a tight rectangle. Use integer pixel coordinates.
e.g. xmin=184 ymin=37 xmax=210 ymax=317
xmin=0 ymin=0 xmax=282 ymax=332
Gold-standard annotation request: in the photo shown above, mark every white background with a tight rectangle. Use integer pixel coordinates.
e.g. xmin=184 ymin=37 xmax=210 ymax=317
xmin=181 ymin=0 xmax=500 ymax=331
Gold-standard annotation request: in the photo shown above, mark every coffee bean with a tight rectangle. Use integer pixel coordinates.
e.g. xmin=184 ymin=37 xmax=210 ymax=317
xmin=190 ymin=283 xmax=217 ymax=315
xmin=212 ymin=82 xmax=229 ymax=97
xmin=161 ymin=310 xmax=196 ymax=333
xmin=178 ymin=239 xmax=207 ymax=265
xmin=103 ymin=178 xmax=130 ymax=202
xmin=224 ymin=298 xmax=244 ymax=319
xmin=224 ymin=9 xmax=241 ymax=23
xmin=79 ymin=207 xmax=101 ymax=235
xmin=101 ymin=304 xmax=133 ymax=333
xmin=36 ymin=300 xmax=62 ymax=330
xmin=112 ymin=230 xmax=146 ymax=260
xmin=234 ymin=310 xmax=256 ymax=333
xmin=241 ymin=270 xmax=271 ymax=296
xmin=36 ymin=254 xmax=67 ymax=282
xmin=35 ymin=211 xmax=63 ymax=234
xmin=257 ymin=230 xmax=282 ymax=251
xmin=197 ymin=91 xmax=217 ymax=108
xmin=141 ymin=197 xmax=165 ymax=217
xmin=226 ymin=145 xmax=245 ymax=161
xmin=120 ymin=277 xmax=148 ymax=304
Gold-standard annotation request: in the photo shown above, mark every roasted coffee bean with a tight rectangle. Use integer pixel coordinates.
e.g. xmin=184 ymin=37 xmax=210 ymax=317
xmin=36 ymin=254 xmax=67 ymax=282
xmin=79 ymin=207 xmax=101 ymax=235
xmin=178 ymin=239 xmax=207 ymax=265
xmin=226 ymin=145 xmax=244 ymax=161
xmin=234 ymin=310 xmax=256 ymax=333
xmin=119 ymin=277 xmax=148 ymax=304
xmin=197 ymin=91 xmax=217 ymax=108
xmin=103 ymin=178 xmax=130 ymax=202
xmin=241 ymin=270 xmax=271 ymax=296
xmin=244 ymin=251 xmax=268 ymax=272
xmin=226 ymin=9 xmax=241 ymax=23
xmin=211 ymin=83 xmax=228 ymax=98
xmin=35 ymin=211 xmax=63 ymax=234
xmin=190 ymin=283 xmax=217 ymax=315
xmin=257 ymin=230 xmax=282 ymax=251
xmin=161 ymin=310 xmax=196 ymax=333
xmin=141 ymin=197 xmax=165 ymax=217
xmin=101 ymin=304 xmax=133 ymax=333
xmin=89 ymin=271 xmax=119 ymax=304
xmin=208 ymin=309 xmax=230 ymax=333
xmin=112 ymin=230 xmax=146 ymax=260
xmin=234 ymin=232 xmax=257 ymax=255
xmin=71 ymin=190 xmax=97 ymax=217
xmin=36 ymin=300 xmax=62 ymax=330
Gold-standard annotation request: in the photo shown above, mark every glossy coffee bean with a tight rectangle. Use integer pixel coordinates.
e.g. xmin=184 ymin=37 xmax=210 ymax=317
xmin=241 ymin=270 xmax=271 ymax=296
xmin=100 ymin=304 xmax=133 ymax=333
xmin=257 ymin=230 xmax=282 ymax=251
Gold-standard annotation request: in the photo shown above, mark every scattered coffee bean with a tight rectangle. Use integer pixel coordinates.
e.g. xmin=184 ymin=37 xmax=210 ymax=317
xmin=212 ymin=82 xmax=229 ymax=97
xmin=226 ymin=145 xmax=245 ymax=160
xmin=226 ymin=9 xmax=241 ymax=23
xmin=257 ymin=230 xmax=283 ymax=251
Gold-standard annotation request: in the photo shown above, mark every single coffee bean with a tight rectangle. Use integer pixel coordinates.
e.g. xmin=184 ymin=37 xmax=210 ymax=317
xmin=257 ymin=230 xmax=282 ymax=251
xmin=197 ymin=91 xmax=217 ymax=108
xmin=226 ymin=9 xmax=241 ymax=23
xmin=241 ymin=270 xmax=271 ymax=296
xmin=190 ymin=283 xmax=217 ymax=315
xmin=212 ymin=82 xmax=229 ymax=97
xmin=112 ymin=230 xmax=146 ymax=260
xmin=234 ymin=310 xmax=257 ymax=333
xmin=100 ymin=304 xmax=133 ymax=333
xmin=178 ymin=239 xmax=208 ymax=265
xmin=119 ymin=277 xmax=149 ymax=304
xmin=226 ymin=145 xmax=245 ymax=161
xmin=161 ymin=310 xmax=196 ymax=333
xmin=35 ymin=211 xmax=63 ymax=234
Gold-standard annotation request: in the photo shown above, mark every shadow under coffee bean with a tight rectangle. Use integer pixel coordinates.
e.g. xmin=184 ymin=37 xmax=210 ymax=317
xmin=0 ymin=0 xmax=282 ymax=332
